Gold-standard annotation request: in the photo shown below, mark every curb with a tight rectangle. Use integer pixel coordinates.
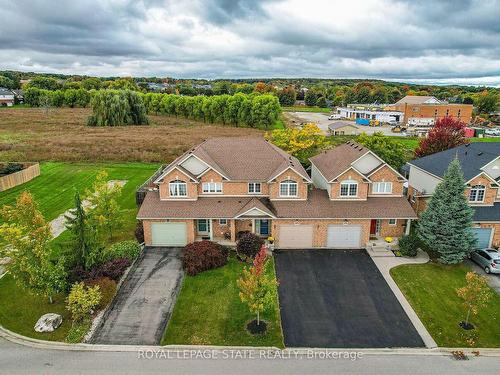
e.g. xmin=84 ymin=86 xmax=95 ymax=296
xmin=2 ymin=325 xmax=500 ymax=357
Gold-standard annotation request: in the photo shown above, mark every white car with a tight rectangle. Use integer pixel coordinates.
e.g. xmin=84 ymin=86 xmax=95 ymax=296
xmin=485 ymin=128 xmax=500 ymax=137
xmin=328 ymin=114 xmax=342 ymax=120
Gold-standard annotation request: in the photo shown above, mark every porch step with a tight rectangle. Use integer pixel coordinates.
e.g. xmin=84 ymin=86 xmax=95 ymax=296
xmin=366 ymin=246 xmax=395 ymax=258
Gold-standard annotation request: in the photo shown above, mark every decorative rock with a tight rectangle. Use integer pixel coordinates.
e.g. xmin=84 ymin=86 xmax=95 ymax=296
xmin=34 ymin=313 xmax=62 ymax=333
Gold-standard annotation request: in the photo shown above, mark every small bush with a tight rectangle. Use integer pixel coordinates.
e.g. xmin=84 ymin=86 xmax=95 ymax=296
xmin=183 ymin=241 xmax=228 ymax=276
xmin=0 ymin=163 xmax=24 ymax=177
xmin=399 ymin=234 xmax=419 ymax=257
xmin=237 ymin=232 xmax=264 ymax=260
xmin=68 ymin=265 xmax=89 ymax=284
xmin=102 ymin=240 xmax=141 ymax=262
xmin=84 ymin=277 xmax=117 ymax=310
xmin=135 ymin=221 xmax=145 ymax=243
xmin=66 ymin=282 xmax=102 ymax=322
xmin=65 ymin=318 xmax=92 ymax=343
xmin=88 ymin=258 xmax=131 ymax=281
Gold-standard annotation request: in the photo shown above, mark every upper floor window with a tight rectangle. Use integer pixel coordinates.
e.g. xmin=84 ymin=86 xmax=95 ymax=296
xmin=248 ymin=182 xmax=261 ymax=194
xmin=279 ymin=180 xmax=298 ymax=197
xmin=202 ymin=181 xmax=222 ymax=193
xmin=340 ymin=180 xmax=358 ymax=197
xmin=373 ymin=181 xmax=392 ymax=194
xmin=469 ymin=185 xmax=485 ymax=202
xmin=169 ymin=180 xmax=187 ymax=197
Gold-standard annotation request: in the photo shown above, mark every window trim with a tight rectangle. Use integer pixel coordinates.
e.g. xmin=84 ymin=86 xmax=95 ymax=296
xmin=248 ymin=182 xmax=262 ymax=194
xmin=169 ymin=179 xmax=187 ymax=197
xmin=279 ymin=179 xmax=298 ymax=197
xmin=373 ymin=181 xmax=393 ymax=194
xmin=340 ymin=180 xmax=358 ymax=197
xmin=202 ymin=181 xmax=223 ymax=194
xmin=218 ymin=219 xmax=228 ymax=225
xmin=469 ymin=185 xmax=485 ymax=203
xmin=388 ymin=219 xmax=397 ymax=226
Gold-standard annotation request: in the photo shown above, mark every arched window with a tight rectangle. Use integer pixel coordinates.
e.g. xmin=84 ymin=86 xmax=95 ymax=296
xmin=169 ymin=180 xmax=187 ymax=197
xmin=469 ymin=185 xmax=485 ymax=202
xmin=340 ymin=179 xmax=358 ymax=197
xmin=279 ymin=180 xmax=298 ymax=197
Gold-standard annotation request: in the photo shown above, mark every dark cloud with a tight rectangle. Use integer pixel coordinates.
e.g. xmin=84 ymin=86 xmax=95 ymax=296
xmin=0 ymin=0 xmax=498 ymax=85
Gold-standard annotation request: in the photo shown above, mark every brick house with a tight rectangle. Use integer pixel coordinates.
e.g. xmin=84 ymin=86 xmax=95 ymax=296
xmin=137 ymin=138 xmax=416 ymax=249
xmin=407 ymin=143 xmax=500 ymax=248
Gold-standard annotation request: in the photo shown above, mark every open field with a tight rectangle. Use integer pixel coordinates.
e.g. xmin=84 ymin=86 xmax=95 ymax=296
xmin=282 ymin=106 xmax=331 ymax=113
xmin=391 ymin=263 xmax=500 ymax=347
xmin=162 ymin=256 xmax=284 ymax=347
xmin=0 ymin=108 xmax=264 ymax=163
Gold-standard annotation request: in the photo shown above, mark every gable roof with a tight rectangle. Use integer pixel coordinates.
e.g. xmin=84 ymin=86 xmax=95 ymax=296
xmin=155 ymin=137 xmax=309 ymax=183
xmin=309 ymin=141 xmax=370 ymax=182
xmin=408 ymin=143 xmax=500 ymax=182
xmin=394 ymin=95 xmax=442 ymax=105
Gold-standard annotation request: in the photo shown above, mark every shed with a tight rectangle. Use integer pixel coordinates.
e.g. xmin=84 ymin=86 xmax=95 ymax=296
xmin=328 ymin=122 xmax=358 ymax=136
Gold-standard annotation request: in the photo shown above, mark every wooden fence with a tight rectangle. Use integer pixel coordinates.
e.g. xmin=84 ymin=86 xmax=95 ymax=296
xmin=0 ymin=163 xmax=40 ymax=192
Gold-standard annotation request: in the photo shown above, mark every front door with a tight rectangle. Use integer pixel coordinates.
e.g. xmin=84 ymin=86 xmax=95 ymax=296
xmin=197 ymin=219 xmax=210 ymax=235
xmin=255 ymin=219 xmax=270 ymax=237
xmin=370 ymin=220 xmax=377 ymax=235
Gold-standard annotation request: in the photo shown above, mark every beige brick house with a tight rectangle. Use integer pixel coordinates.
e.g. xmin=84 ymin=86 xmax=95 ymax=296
xmin=407 ymin=143 xmax=500 ymax=248
xmin=137 ymin=138 xmax=416 ymax=249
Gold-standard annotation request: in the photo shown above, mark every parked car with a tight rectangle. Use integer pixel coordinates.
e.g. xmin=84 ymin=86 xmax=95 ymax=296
xmin=469 ymin=248 xmax=500 ymax=274
xmin=328 ymin=114 xmax=342 ymax=120
xmin=485 ymin=128 xmax=500 ymax=137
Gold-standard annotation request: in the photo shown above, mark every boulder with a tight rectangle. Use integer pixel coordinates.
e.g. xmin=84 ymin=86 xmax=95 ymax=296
xmin=34 ymin=313 xmax=62 ymax=333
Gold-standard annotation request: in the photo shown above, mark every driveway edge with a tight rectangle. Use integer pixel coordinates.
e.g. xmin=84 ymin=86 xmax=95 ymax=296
xmin=2 ymin=325 xmax=500 ymax=356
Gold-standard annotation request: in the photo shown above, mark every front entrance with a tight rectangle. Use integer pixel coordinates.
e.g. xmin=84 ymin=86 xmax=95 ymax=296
xmin=196 ymin=219 xmax=211 ymax=238
xmin=370 ymin=219 xmax=381 ymax=236
xmin=255 ymin=219 xmax=270 ymax=237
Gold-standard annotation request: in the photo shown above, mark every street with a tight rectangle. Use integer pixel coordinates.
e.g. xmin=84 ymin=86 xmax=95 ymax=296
xmin=0 ymin=337 xmax=497 ymax=375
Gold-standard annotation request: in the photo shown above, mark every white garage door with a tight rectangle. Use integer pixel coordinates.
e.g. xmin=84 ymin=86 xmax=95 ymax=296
xmin=151 ymin=222 xmax=187 ymax=246
xmin=327 ymin=225 xmax=362 ymax=248
xmin=278 ymin=225 xmax=314 ymax=248
xmin=472 ymin=228 xmax=492 ymax=249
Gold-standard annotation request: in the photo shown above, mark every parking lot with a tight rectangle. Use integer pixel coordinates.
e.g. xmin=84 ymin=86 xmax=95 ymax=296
xmin=286 ymin=111 xmax=404 ymax=136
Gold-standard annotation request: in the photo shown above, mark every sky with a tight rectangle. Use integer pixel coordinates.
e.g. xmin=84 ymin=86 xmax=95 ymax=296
xmin=1 ymin=0 xmax=500 ymax=86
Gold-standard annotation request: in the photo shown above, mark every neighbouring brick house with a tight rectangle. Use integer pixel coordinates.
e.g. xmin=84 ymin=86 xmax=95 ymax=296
xmin=137 ymin=138 xmax=416 ymax=249
xmin=407 ymin=143 xmax=500 ymax=248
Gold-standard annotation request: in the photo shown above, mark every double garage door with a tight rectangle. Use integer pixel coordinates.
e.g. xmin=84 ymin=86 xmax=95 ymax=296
xmin=278 ymin=224 xmax=362 ymax=249
xmin=151 ymin=222 xmax=187 ymax=246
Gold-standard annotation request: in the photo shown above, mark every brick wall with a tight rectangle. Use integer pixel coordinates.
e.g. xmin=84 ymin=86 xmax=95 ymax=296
xmin=142 ymin=219 xmax=195 ymax=246
xmin=369 ymin=165 xmax=404 ymax=196
xmin=330 ymin=169 xmax=369 ymax=200
xmin=467 ymin=174 xmax=497 ymax=206
xmin=395 ymin=103 xmax=473 ymax=124
xmin=158 ymin=169 xmax=198 ymax=200
xmin=269 ymin=169 xmax=308 ymax=200
xmin=379 ymin=219 xmax=406 ymax=238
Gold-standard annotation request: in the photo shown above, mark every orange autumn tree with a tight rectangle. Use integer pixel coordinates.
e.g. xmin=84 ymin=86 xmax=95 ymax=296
xmin=237 ymin=246 xmax=278 ymax=326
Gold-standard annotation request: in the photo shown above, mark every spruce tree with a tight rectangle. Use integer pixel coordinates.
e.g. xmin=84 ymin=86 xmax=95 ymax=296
xmin=65 ymin=191 xmax=93 ymax=268
xmin=418 ymin=158 xmax=476 ymax=264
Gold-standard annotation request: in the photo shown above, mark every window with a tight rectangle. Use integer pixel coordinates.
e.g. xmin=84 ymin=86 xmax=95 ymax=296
xmin=340 ymin=180 xmax=358 ymax=197
xmin=410 ymin=189 xmax=417 ymax=203
xmin=248 ymin=182 xmax=261 ymax=194
xmin=373 ymin=182 xmax=393 ymax=194
xmin=197 ymin=219 xmax=209 ymax=233
xmin=169 ymin=180 xmax=187 ymax=197
xmin=279 ymin=180 xmax=298 ymax=197
xmin=469 ymin=185 xmax=485 ymax=202
xmin=255 ymin=219 xmax=270 ymax=236
xmin=218 ymin=219 xmax=227 ymax=225
xmin=388 ymin=219 xmax=397 ymax=225
xmin=202 ymin=181 xmax=222 ymax=193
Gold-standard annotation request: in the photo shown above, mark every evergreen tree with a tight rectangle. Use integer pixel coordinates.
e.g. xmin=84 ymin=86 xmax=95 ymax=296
xmin=65 ymin=191 xmax=94 ymax=268
xmin=418 ymin=158 xmax=476 ymax=264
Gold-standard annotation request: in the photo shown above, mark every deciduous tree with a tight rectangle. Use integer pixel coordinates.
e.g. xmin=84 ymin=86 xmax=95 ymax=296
xmin=415 ymin=117 xmax=468 ymax=158
xmin=357 ymin=132 xmax=410 ymax=170
xmin=456 ymin=272 xmax=492 ymax=329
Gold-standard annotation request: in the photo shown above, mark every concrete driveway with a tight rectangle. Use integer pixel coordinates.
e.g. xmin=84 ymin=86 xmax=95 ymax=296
xmin=91 ymin=247 xmax=183 ymax=345
xmin=286 ymin=111 xmax=404 ymax=136
xmin=274 ymin=249 xmax=424 ymax=348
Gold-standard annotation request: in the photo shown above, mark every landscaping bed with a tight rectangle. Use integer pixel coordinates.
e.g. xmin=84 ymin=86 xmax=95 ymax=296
xmin=391 ymin=262 xmax=500 ymax=347
xmin=162 ymin=255 xmax=284 ymax=347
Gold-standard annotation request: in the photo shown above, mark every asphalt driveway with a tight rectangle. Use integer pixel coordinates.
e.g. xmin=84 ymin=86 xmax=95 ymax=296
xmin=274 ymin=249 xmax=424 ymax=348
xmin=91 ymin=247 xmax=183 ymax=345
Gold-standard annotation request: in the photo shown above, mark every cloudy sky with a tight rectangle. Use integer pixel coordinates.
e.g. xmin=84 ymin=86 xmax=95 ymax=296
xmin=1 ymin=0 xmax=500 ymax=85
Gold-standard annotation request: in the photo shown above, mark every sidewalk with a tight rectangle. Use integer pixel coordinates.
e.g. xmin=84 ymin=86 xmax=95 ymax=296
xmin=370 ymin=249 xmax=438 ymax=348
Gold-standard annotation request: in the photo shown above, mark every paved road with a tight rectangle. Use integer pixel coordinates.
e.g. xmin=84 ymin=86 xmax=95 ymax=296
xmin=91 ymin=247 xmax=183 ymax=345
xmin=274 ymin=250 xmax=423 ymax=348
xmin=0 ymin=337 xmax=496 ymax=375
xmin=465 ymin=259 xmax=500 ymax=294
xmin=286 ymin=111 xmax=404 ymax=136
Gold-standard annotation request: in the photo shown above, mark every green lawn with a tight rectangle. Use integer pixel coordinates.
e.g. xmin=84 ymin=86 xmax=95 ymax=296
xmin=391 ymin=263 xmax=500 ymax=348
xmin=0 ymin=274 xmax=72 ymax=341
xmin=282 ymin=106 xmax=331 ymax=113
xmin=162 ymin=256 xmax=284 ymax=347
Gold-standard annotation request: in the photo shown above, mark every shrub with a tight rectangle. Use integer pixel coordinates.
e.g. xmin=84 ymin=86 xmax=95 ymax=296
xmin=183 ymin=241 xmax=229 ymax=276
xmin=237 ymin=232 xmax=264 ymax=260
xmin=102 ymin=240 xmax=141 ymax=262
xmin=84 ymin=277 xmax=117 ymax=310
xmin=68 ymin=265 xmax=89 ymax=285
xmin=66 ymin=282 xmax=102 ymax=322
xmin=65 ymin=318 xmax=92 ymax=343
xmin=398 ymin=234 xmax=419 ymax=257
xmin=0 ymin=163 xmax=24 ymax=177
xmin=135 ymin=221 xmax=145 ymax=243
xmin=88 ymin=258 xmax=131 ymax=281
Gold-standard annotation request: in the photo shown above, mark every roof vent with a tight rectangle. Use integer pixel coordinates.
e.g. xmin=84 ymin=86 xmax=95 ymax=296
xmin=478 ymin=152 xmax=483 ymax=156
